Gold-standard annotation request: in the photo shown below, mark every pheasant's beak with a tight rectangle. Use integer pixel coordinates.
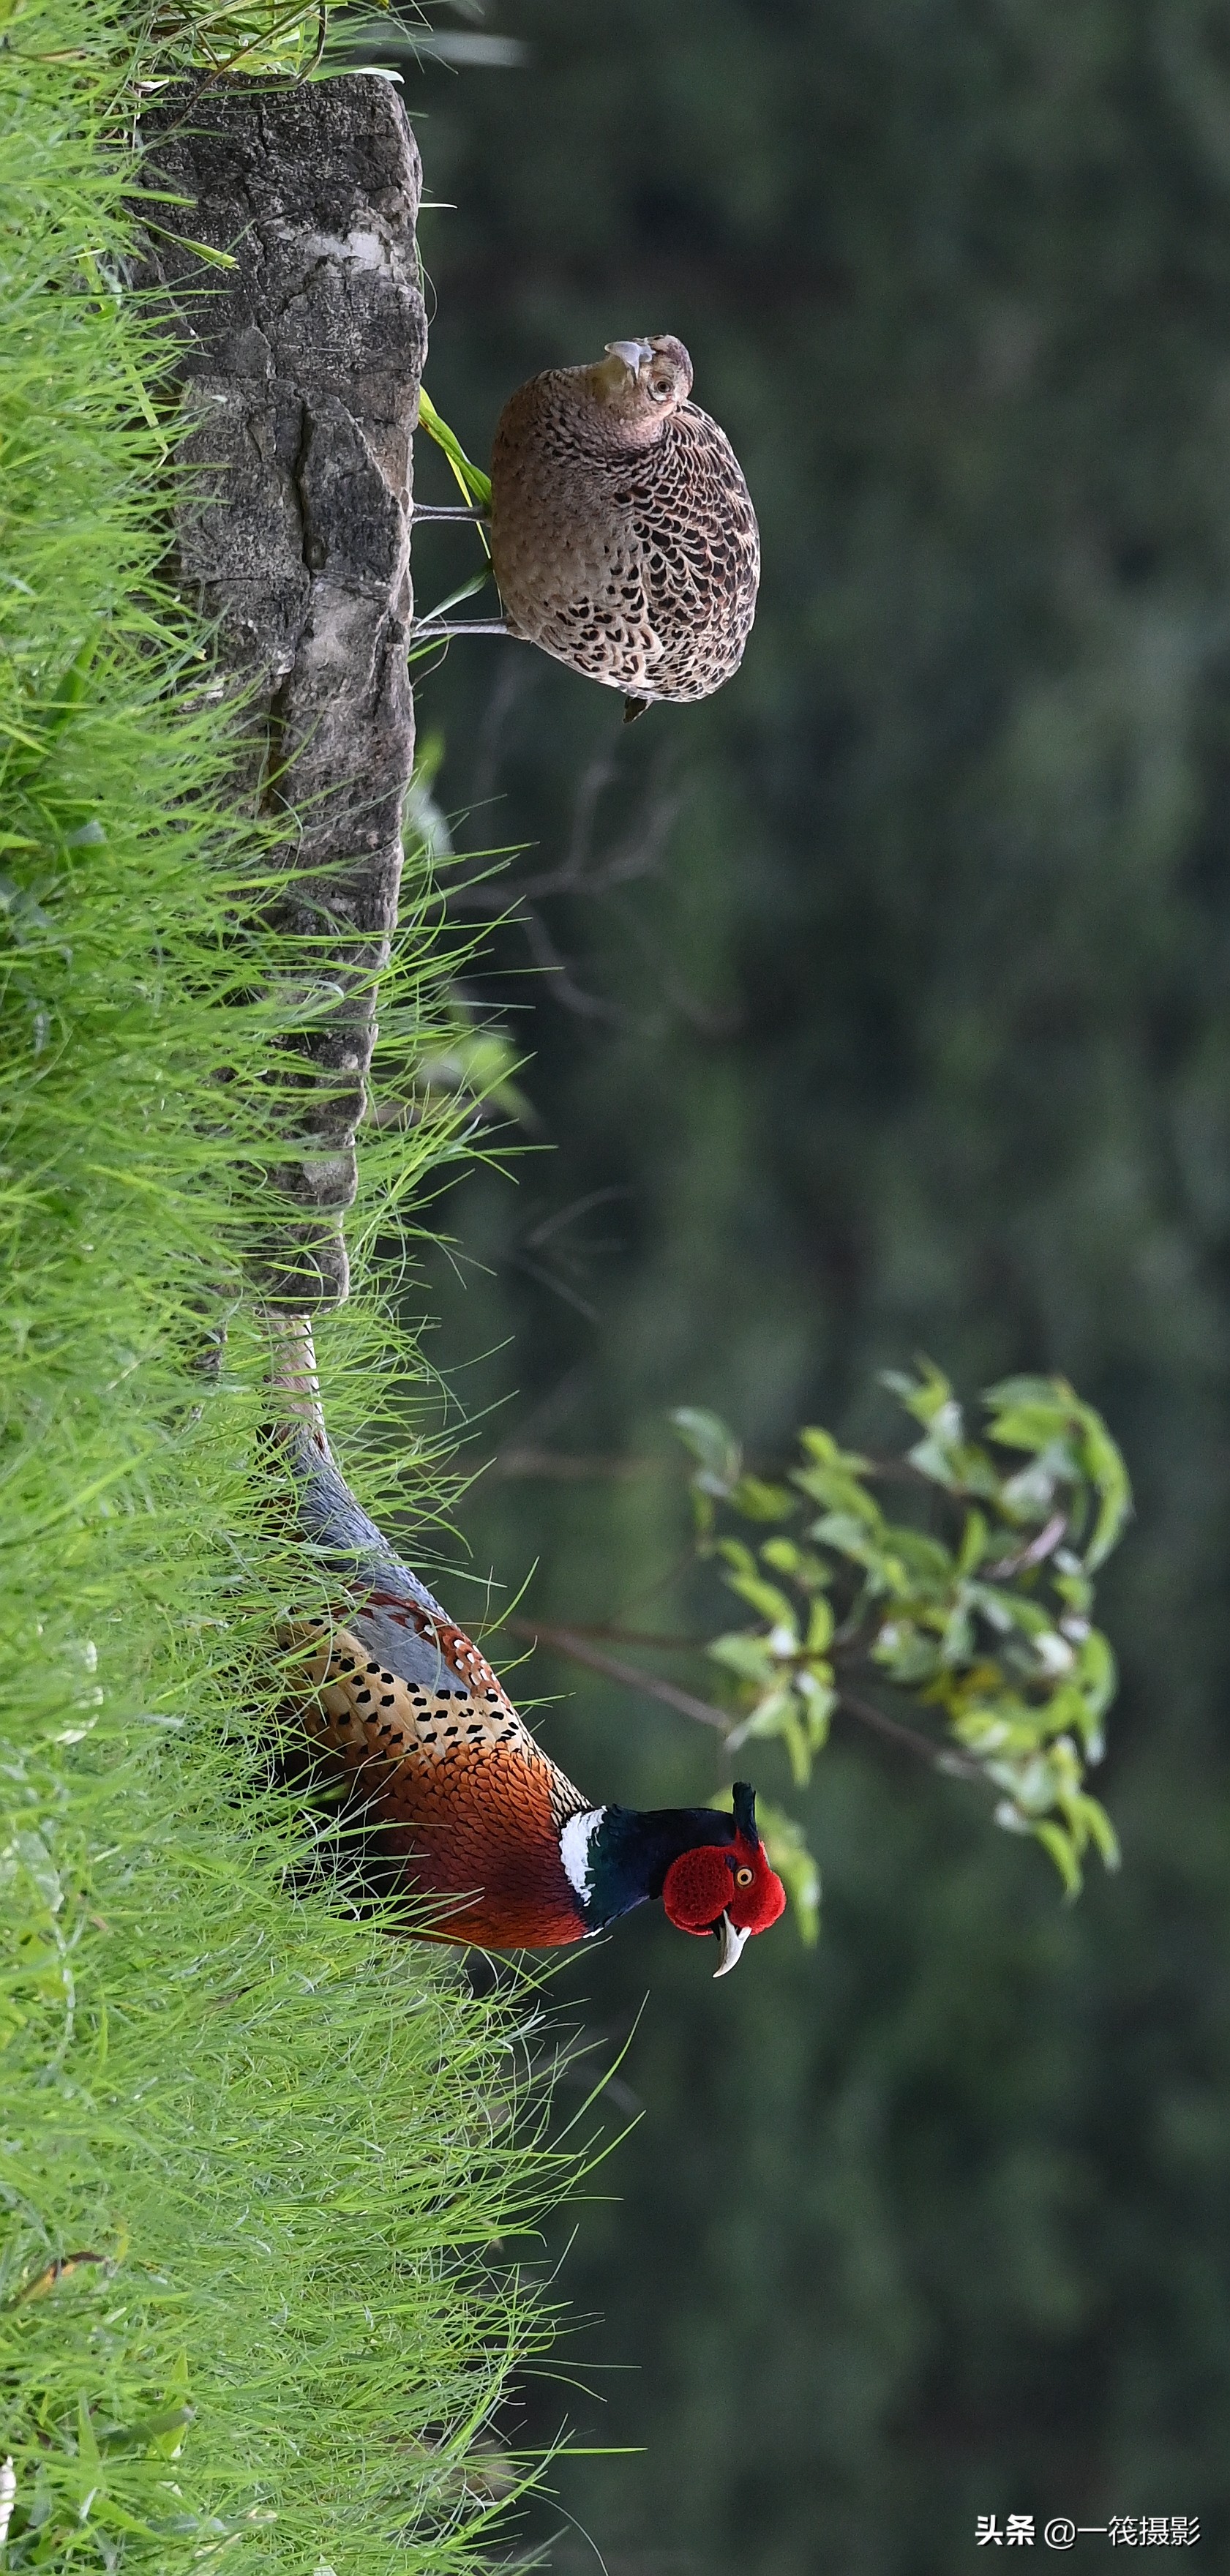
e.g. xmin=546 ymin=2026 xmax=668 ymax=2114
xmin=712 ymin=1911 xmax=751 ymax=1980
xmin=604 ymin=338 xmax=653 ymax=378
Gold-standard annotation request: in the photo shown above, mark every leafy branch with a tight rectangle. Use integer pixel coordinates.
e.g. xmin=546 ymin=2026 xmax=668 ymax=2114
xmin=520 ymin=1367 xmax=1132 ymax=1943
xmin=677 ymin=1363 xmax=1129 ymax=1909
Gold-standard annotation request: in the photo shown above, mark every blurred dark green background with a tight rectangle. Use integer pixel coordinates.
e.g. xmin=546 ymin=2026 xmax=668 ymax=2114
xmin=397 ymin=4 xmax=1230 ymax=2568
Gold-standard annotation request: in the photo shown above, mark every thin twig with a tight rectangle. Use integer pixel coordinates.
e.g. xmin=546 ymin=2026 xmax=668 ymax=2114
xmin=505 ymin=1619 xmax=729 ymax=1734
xmin=506 ymin=1617 xmax=984 ymax=1778
xmin=608 ymin=1543 xmax=708 ymax=1623
xmin=541 ymin=1621 xmax=710 ymax=1651
xmin=836 ymin=1687 xmax=981 ymax=1779
xmin=490 ymin=1450 xmax=661 ymax=1483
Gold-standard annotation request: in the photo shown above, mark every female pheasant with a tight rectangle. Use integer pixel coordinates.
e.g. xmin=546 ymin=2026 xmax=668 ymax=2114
xmin=271 ymin=1326 xmax=785 ymax=1972
xmin=416 ymin=337 xmax=760 ymax=722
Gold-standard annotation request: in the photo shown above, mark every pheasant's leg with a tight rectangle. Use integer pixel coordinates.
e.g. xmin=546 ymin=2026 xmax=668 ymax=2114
xmin=265 ymin=1311 xmax=329 ymax=1447
xmin=410 ymin=618 xmax=511 ymax=640
xmin=410 ymin=503 xmax=491 ymax=523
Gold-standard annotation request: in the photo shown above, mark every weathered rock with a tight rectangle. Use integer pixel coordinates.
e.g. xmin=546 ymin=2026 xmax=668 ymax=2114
xmin=137 ymin=78 xmax=425 ymax=1306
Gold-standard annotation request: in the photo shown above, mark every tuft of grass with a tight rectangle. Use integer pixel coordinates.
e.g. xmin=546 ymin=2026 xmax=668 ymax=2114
xmin=1 ymin=6 xmax=572 ymax=2569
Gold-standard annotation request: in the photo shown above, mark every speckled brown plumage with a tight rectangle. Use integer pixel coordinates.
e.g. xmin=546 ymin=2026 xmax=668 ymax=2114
xmin=289 ymin=1600 xmax=589 ymax=1949
xmin=489 ymin=335 xmax=760 ymax=715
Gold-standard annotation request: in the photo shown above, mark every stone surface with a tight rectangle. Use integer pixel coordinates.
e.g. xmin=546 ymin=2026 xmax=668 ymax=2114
xmin=137 ymin=78 xmax=425 ymax=1306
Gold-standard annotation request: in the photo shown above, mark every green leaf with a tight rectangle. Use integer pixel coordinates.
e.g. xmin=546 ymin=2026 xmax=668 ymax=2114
xmin=882 ymin=1522 xmax=956 ymax=1583
xmin=967 ymin=1580 xmax=1039 ymax=1635
xmin=726 ymin=1685 xmax=798 ymax=1749
xmin=795 ymin=1669 xmax=836 ymax=1740
xmin=1076 ymin=1406 xmax=1133 ymax=1569
xmin=940 ymin=1603 xmax=975 ymax=1664
xmin=873 ymin=1620 xmax=944 ymax=1685
xmin=880 ymin=1358 xmax=959 ymax=1431
xmin=1030 ymin=1818 xmax=1084 ymax=1899
xmin=1073 ymin=1628 xmax=1117 ymax=1720
xmin=722 ymin=1570 xmax=798 ymax=1630
xmin=415 ymin=567 xmax=494 ymax=626
xmin=760 ymin=1536 xmax=801 ymax=1573
xmin=907 ymin=1432 xmax=1004 ymax=1499
xmin=1000 ymin=1455 xmax=1065 ymax=1518
xmin=716 ymin=1535 xmax=757 ymax=1579
xmin=691 ymin=1488 xmax=718 ymax=1544
xmin=730 ymin=1473 xmax=795 ymax=1520
xmin=983 ymin=1377 xmax=1132 ymax=1567
xmin=670 ymin=1406 xmax=742 ymax=1495
xmin=807 ymin=1508 xmax=889 ymax=1562
xmin=793 ymin=1461 xmax=883 ymax=1525
xmin=707 ymin=1630 xmax=779 ymax=1685
xmin=417 ymin=387 xmax=493 ymax=509
xmin=754 ymin=1801 xmax=822 ymax=1943
xmin=798 ymin=1426 xmax=871 ymax=1472
xmin=781 ymin=1709 xmax=817 ymax=1785
xmin=983 ymin=1374 xmax=1066 ymax=1405
xmin=956 ymin=1508 xmax=989 ymax=1573
xmin=805 ymin=1595 xmax=834 ymax=1655
xmin=1054 ymin=1565 xmax=1095 ymax=1616
xmin=1075 ymin=1794 xmax=1121 ymax=1871
xmin=985 ymin=1399 xmax=1073 ymax=1453
xmin=139 ymin=220 xmax=240 ymax=270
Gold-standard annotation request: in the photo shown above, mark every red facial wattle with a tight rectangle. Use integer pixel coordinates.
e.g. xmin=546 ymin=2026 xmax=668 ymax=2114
xmin=661 ymin=1833 xmax=787 ymax=1977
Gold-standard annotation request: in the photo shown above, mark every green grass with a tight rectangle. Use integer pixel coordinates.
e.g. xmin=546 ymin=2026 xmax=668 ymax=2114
xmin=0 ymin=7 xmax=573 ymax=2566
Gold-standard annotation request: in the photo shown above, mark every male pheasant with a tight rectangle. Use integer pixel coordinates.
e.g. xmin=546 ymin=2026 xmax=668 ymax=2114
xmin=416 ymin=337 xmax=760 ymax=722
xmin=271 ymin=1327 xmax=785 ymax=1972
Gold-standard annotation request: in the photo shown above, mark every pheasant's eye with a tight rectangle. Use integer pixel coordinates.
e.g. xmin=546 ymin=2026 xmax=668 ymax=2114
xmin=650 ymin=380 xmax=671 ymax=401
xmin=734 ymin=1865 xmax=754 ymax=1889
